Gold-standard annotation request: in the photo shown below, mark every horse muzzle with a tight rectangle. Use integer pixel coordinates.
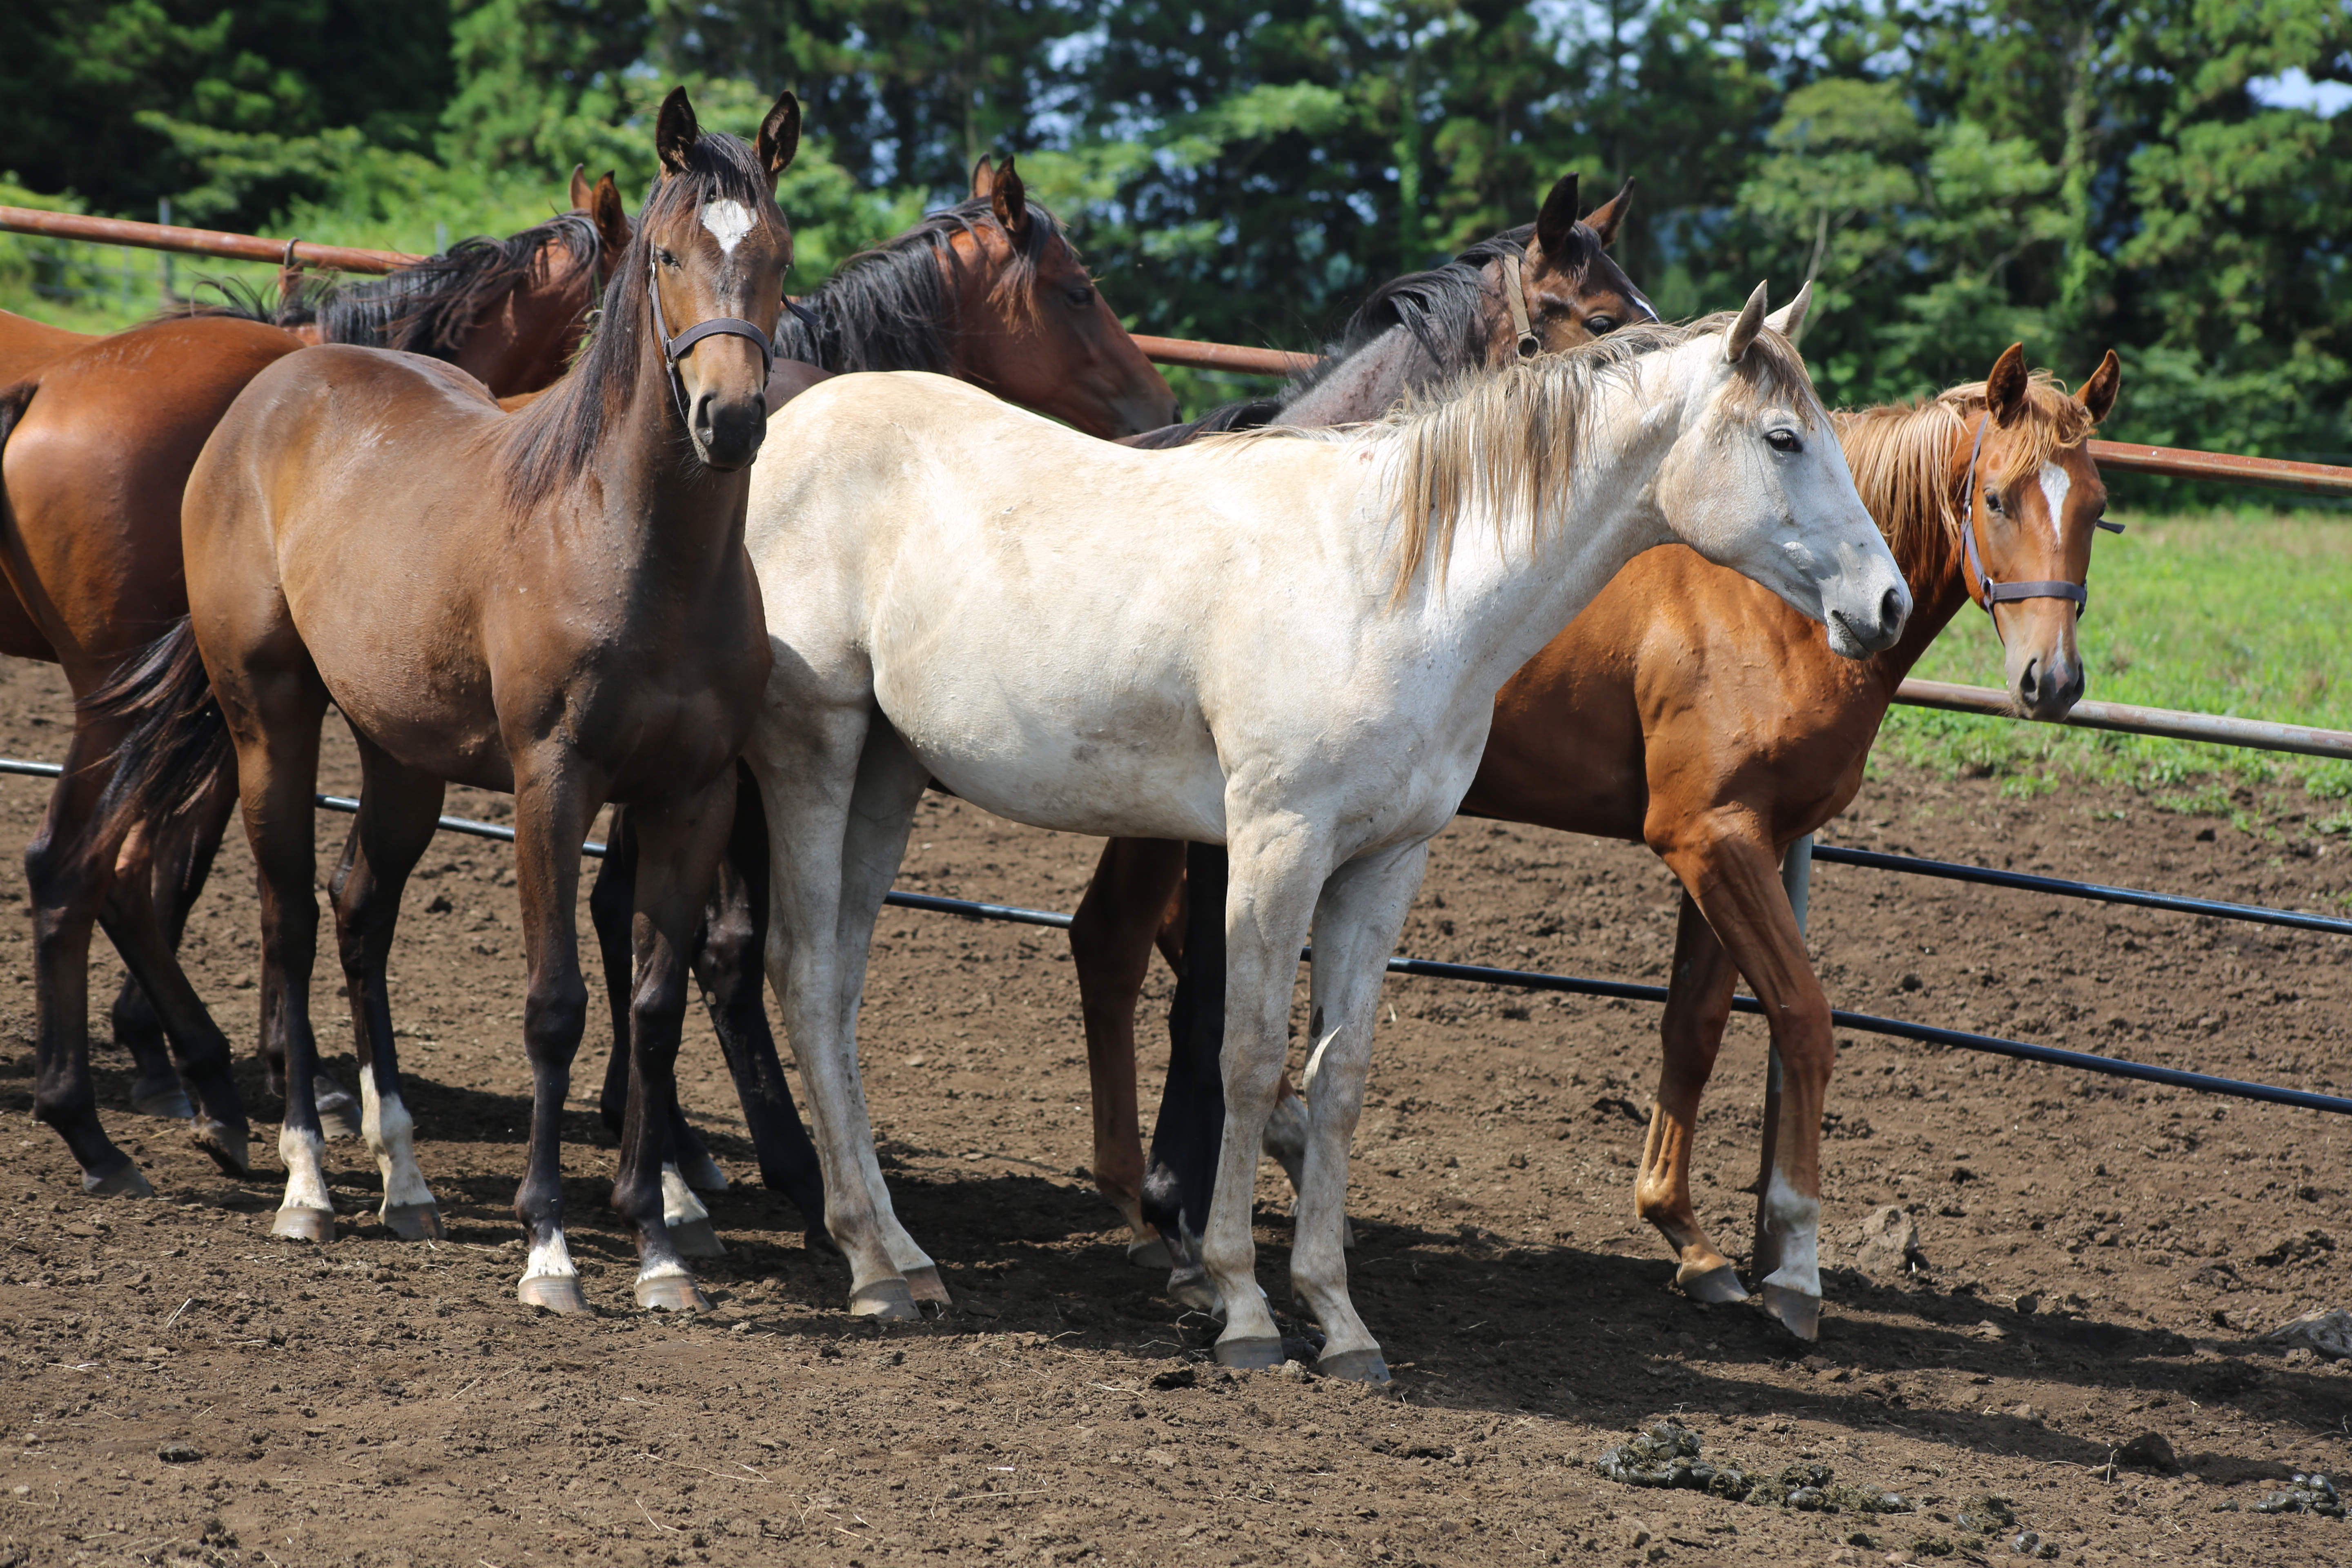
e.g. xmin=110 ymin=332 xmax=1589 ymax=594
xmin=691 ymin=392 xmax=768 ymax=472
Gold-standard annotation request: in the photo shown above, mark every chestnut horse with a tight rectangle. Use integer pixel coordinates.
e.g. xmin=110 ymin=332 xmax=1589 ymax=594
xmin=581 ymin=152 xmax=1176 ymax=1243
xmin=0 ymin=179 xmax=632 ymax=1196
xmin=1094 ymin=343 xmax=2122 ymax=1340
xmin=100 ymin=89 xmax=794 ymax=1312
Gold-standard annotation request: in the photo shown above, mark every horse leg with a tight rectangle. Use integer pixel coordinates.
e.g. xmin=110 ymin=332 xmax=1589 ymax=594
xmin=1144 ymin=841 xmax=1227 ymax=1308
xmin=505 ymin=756 xmax=598 ymax=1312
xmin=105 ymin=780 xmax=233 ymax=1119
xmin=586 ymin=804 xmax=637 ymax=1142
xmin=614 ymin=773 xmax=742 ymax=1312
xmin=690 ymin=772 xmax=828 ymax=1238
xmin=1285 ymin=839 xmax=1425 ymax=1383
xmin=1068 ymin=835 xmax=1185 ymax=1265
xmin=748 ymin=709 xmax=931 ymax=1319
xmin=327 ymin=735 xmax=447 ymax=1240
xmin=1657 ymin=824 xmax=1835 ymax=1341
xmin=1632 ymin=890 xmax=1748 ymax=1303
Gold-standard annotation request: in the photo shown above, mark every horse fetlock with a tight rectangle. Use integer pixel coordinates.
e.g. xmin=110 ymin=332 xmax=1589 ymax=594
xmin=278 ymin=1125 xmax=332 ymax=1214
xmin=660 ymin=1164 xmax=713 ymax=1227
xmin=1758 ymin=1170 xmax=1823 ymax=1299
xmin=189 ymin=1117 xmax=251 ymax=1178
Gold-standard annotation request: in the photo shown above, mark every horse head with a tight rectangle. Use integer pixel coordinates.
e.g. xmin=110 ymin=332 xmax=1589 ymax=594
xmin=1486 ymin=173 xmax=1657 ymax=363
xmin=1950 ymin=343 xmax=2123 ymax=719
xmin=947 ymin=154 xmax=1178 ymax=438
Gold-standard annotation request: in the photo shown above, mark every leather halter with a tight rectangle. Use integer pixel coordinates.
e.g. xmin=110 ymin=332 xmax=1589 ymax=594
xmin=1501 ymin=253 xmax=1543 ymax=360
xmin=648 ymin=248 xmax=776 ymax=421
xmin=1956 ymin=410 xmax=2118 ymax=629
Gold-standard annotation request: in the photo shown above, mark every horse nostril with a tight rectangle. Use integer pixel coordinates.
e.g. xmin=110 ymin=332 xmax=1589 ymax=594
xmin=1878 ymin=585 xmax=1905 ymax=633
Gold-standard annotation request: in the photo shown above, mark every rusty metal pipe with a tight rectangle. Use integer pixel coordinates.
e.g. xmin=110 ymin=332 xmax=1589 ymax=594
xmin=0 ymin=205 xmax=417 ymax=276
xmin=1129 ymin=334 xmax=1318 ymax=378
xmin=1895 ymin=678 xmax=2352 ymax=761
xmin=2087 ymin=440 xmax=2352 ymax=497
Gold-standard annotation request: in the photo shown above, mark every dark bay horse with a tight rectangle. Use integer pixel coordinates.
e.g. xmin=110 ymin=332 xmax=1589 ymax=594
xmin=0 ymin=181 xmax=631 ymax=1196
xmin=101 ymin=88 xmax=795 ymax=1312
xmin=1096 ymin=343 xmax=2122 ymax=1340
xmin=582 ymin=153 xmax=1176 ymax=1245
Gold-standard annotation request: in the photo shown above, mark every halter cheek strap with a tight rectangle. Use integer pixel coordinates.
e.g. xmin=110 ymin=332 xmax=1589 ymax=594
xmin=1957 ymin=410 xmax=2092 ymax=627
xmin=648 ymin=253 xmax=777 ymax=420
xmin=1501 ymin=253 xmax=1542 ymax=361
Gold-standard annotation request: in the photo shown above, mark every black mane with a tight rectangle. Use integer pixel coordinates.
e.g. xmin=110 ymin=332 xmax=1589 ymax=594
xmin=778 ymin=195 xmax=1063 ymax=374
xmin=312 ymin=212 xmax=603 ymax=357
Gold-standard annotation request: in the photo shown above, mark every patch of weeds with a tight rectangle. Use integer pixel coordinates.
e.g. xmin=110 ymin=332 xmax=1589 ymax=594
xmin=2000 ymin=772 xmax=2058 ymax=800
xmin=2316 ymin=813 xmax=2352 ymax=837
xmin=2152 ymin=784 xmax=2233 ymax=818
xmin=2307 ymin=761 xmax=2352 ymax=801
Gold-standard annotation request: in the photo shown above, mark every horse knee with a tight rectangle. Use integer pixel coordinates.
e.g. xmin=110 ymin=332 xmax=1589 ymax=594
xmin=524 ymin=978 xmax=589 ymax=1061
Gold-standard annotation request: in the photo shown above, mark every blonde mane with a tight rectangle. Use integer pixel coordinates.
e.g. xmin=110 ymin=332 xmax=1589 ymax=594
xmin=1832 ymin=370 xmax=2101 ymax=575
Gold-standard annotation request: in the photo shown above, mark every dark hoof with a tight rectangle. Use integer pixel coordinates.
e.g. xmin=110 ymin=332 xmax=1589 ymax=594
xmin=1678 ymin=1262 xmax=1751 ymax=1305
xmin=1166 ymin=1261 xmax=1219 ymax=1314
xmin=191 ymin=1120 xmax=251 ymax=1177
xmin=83 ymin=1160 xmax=155 ymax=1199
xmin=316 ymin=1081 xmax=361 ymax=1143
xmin=635 ymin=1274 xmax=712 ymax=1312
xmin=1761 ymin=1283 xmax=1822 ymax=1342
xmin=1127 ymin=1233 xmax=1174 ymax=1271
xmin=1214 ymin=1335 xmax=1285 ymax=1371
xmin=849 ymin=1278 xmax=920 ymax=1321
xmin=668 ymin=1217 xmax=726 ymax=1258
xmin=1316 ymin=1347 xmax=1392 ymax=1384
xmin=382 ymin=1203 xmax=444 ymax=1242
xmin=677 ymin=1152 xmax=730 ymax=1193
xmin=131 ymin=1078 xmax=194 ymax=1120
xmin=271 ymin=1206 xmax=335 ymax=1243
xmin=904 ymin=1265 xmax=952 ymax=1308
xmin=519 ymin=1274 xmax=591 ymax=1314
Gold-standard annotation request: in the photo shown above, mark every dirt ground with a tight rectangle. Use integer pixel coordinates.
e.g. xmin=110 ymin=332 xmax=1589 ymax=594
xmin=0 ymin=648 xmax=2347 ymax=1568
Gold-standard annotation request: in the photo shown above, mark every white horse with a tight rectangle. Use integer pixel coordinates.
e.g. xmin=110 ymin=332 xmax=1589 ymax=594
xmin=739 ymin=285 xmax=1909 ymax=1380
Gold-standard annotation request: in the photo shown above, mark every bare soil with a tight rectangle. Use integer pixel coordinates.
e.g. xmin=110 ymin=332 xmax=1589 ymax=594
xmin=0 ymin=651 xmax=2347 ymax=1568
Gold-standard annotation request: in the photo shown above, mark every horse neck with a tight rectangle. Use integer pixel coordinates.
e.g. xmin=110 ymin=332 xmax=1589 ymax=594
xmin=1279 ymin=323 xmax=1448 ymax=426
xmin=579 ymin=338 xmax=748 ymax=590
xmin=1859 ymin=412 xmax=1983 ymax=688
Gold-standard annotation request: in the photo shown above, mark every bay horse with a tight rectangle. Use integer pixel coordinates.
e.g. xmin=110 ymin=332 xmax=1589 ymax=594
xmin=1104 ymin=342 xmax=2122 ymax=1341
xmin=581 ymin=152 xmax=1177 ymax=1244
xmin=736 ymin=295 xmax=1911 ymax=1376
xmin=96 ymin=88 xmax=793 ymax=1313
xmin=0 ymin=178 xmax=632 ymax=1197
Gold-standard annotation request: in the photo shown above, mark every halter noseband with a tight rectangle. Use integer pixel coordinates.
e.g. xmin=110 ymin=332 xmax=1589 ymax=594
xmin=1501 ymin=253 xmax=1543 ymax=360
xmin=648 ymin=249 xmax=776 ymax=421
xmin=1956 ymin=409 xmax=2118 ymax=630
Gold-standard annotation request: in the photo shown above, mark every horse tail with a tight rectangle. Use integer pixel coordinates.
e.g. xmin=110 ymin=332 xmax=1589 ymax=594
xmin=78 ymin=619 xmax=234 ymax=849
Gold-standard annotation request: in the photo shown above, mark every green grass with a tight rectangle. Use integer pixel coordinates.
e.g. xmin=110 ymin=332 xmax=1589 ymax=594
xmin=1875 ymin=506 xmax=2352 ymax=806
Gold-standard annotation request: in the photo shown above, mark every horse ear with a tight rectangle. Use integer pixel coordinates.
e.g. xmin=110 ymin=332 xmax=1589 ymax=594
xmin=1533 ymin=173 xmax=1579 ymax=258
xmin=757 ymin=91 xmax=801 ymax=185
xmin=991 ymin=153 xmax=1033 ymax=245
xmin=1763 ymin=279 xmax=1812 ymax=342
xmin=2080 ymin=348 xmax=2121 ymax=424
xmin=1583 ymin=177 xmax=1635 ymax=247
xmin=1725 ymin=281 xmax=1768 ymax=363
xmin=656 ymin=87 xmax=700 ymax=175
xmin=590 ymin=172 xmax=631 ymax=257
xmin=971 ymin=155 xmax=997 ymax=199
xmin=569 ymin=165 xmax=594 ymax=212
xmin=1986 ymin=343 xmax=2030 ymax=428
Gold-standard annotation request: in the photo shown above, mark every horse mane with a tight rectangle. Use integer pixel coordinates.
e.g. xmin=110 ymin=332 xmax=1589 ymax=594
xmin=499 ymin=135 xmax=781 ymax=509
xmin=778 ymin=195 xmax=1065 ymax=374
xmin=1833 ymin=370 xmax=2100 ymax=578
xmin=311 ymin=213 xmax=603 ymax=357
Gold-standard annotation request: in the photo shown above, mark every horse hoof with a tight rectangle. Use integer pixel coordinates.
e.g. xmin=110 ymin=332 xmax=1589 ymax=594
xmin=316 ymin=1082 xmax=361 ymax=1143
xmin=271 ymin=1206 xmax=335 ymax=1243
xmin=635 ymin=1274 xmax=712 ymax=1313
xmin=904 ymin=1265 xmax=952 ymax=1307
xmin=83 ymin=1161 xmax=155 ymax=1198
xmin=1213 ymin=1336 xmax=1285 ymax=1371
xmin=677 ymin=1152 xmax=730 ymax=1193
xmin=518 ymin=1275 xmax=590 ymax=1314
xmin=1166 ymin=1263 xmax=1221 ymax=1314
xmin=191 ymin=1121 xmax=250 ymax=1177
xmin=1762 ymin=1284 xmax=1822 ymax=1342
xmin=382 ymin=1203 xmax=444 ymax=1242
xmin=849 ymin=1278 xmax=921 ymax=1321
xmin=1127 ymin=1234 xmax=1174 ymax=1271
xmin=1316 ymin=1348 xmax=1392 ymax=1385
xmin=132 ymin=1080 xmax=194 ymax=1120
xmin=1679 ymin=1263 xmax=1751 ymax=1305
xmin=668 ymin=1218 xmax=726 ymax=1259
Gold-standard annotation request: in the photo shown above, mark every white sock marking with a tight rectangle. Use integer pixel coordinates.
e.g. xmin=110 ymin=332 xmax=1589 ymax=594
xmin=279 ymin=1126 xmax=332 ymax=1214
xmin=2038 ymin=462 xmax=2071 ymax=543
xmin=1759 ymin=1169 xmax=1823 ymax=1297
xmin=700 ymin=199 xmax=755 ymax=254
xmin=523 ymin=1229 xmax=577 ymax=1281
xmin=662 ymin=1163 xmax=710 ymax=1228
xmin=359 ymin=1071 xmax=434 ymax=1211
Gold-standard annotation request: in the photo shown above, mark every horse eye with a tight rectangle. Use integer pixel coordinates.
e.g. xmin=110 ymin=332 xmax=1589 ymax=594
xmin=657 ymin=248 xmax=680 ymax=269
xmin=1765 ymin=428 xmax=1801 ymax=454
xmin=1065 ymin=285 xmax=1094 ymax=308
xmin=1585 ymin=315 xmax=1618 ymax=335
xmin=1985 ymin=489 xmax=2005 ymax=514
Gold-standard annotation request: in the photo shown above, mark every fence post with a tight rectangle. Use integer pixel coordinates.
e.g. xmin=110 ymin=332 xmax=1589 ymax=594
xmin=1751 ymin=833 xmax=1815 ymax=1281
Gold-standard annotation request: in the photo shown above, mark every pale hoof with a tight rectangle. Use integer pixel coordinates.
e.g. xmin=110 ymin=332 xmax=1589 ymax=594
xmin=132 ymin=1079 xmax=194 ymax=1120
xmin=1127 ymin=1233 xmax=1174 ymax=1271
xmin=191 ymin=1120 xmax=250 ymax=1177
xmin=668 ymin=1217 xmax=726 ymax=1258
xmin=1761 ymin=1283 xmax=1822 ymax=1341
xmin=1213 ymin=1335 xmax=1284 ymax=1371
xmin=904 ymin=1265 xmax=952 ymax=1309
xmin=1678 ymin=1262 xmax=1751 ymax=1304
xmin=634 ymin=1274 xmax=711 ymax=1312
xmin=1316 ymin=1347 xmax=1391 ymax=1384
xmin=83 ymin=1160 xmax=155 ymax=1198
xmin=315 ymin=1081 xmax=361 ymax=1143
xmin=270 ymin=1205 xmax=335 ymax=1243
xmin=382 ymin=1203 xmax=444 ymax=1242
xmin=676 ymin=1152 xmax=730 ymax=1193
xmin=518 ymin=1274 xmax=590 ymax=1314
xmin=849 ymin=1278 xmax=920 ymax=1321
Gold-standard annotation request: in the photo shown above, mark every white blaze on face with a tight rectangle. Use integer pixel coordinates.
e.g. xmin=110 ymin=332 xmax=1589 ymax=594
xmin=700 ymin=198 xmax=755 ymax=255
xmin=2038 ymin=462 xmax=2072 ymax=543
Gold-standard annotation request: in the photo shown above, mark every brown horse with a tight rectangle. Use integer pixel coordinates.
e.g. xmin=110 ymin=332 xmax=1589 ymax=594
xmin=0 ymin=179 xmax=630 ymax=1195
xmin=1089 ymin=343 xmax=2122 ymax=1340
xmin=100 ymin=88 xmax=794 ymax=1312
